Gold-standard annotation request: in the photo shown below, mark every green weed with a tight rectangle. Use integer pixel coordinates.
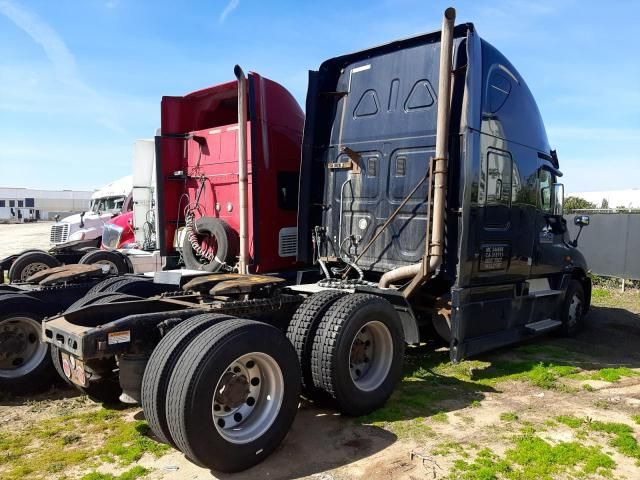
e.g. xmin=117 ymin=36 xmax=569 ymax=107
xmin=0 ymin=407 xmax=167 ymax=480
xmin=431 ymin=411 xmax=448 ymax=423
xmin=556 ymin=415 xmax=584 ymax=429
xmin=80 ymin=466 xmax=149 ymax=480
xmin=500 ymin=412 xmax=519 ymax=422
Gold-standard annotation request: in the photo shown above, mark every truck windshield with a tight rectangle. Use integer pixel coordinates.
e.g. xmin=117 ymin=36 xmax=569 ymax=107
xmin=90 ymin=196 xmax=125 ymax=214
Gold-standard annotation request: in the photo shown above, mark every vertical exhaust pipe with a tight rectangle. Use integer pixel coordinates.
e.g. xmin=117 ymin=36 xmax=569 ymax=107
xmin=234 ymin=65 xmax=249 ymax=274
xmin=379 ymin=7 xmax=456 ymax=290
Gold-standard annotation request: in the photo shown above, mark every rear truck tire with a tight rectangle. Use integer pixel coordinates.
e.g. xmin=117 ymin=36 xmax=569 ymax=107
xmin=310 ymin=293 xmax=405 ymax=416
xmin=141 ymin=313 xmax=235 ymax=446
xmin=65 ymin=291 xmax=142 ymax=313
xmin=182 ymin=217 xmax=239 ymax=272
xmin=50 ymin=345 xmax=122 ymax=403
xmin=0 ymin=295 xmax=56 ymax=394
xmin=286 ymin=290 xmax=346 ymax=395
xmin=560 ymin=280 xmax=585 ymax=337
xmin=86 ymin=275 xmax=151 ymax=295
xmin=101 ymin=277 xmax=159 ymax=296
xmin=166 ymin=319 xmax=301 ymax=473
xmin=79 ymin=250 xmax=131 ymax=275
xmin=87 ymin=276 xmax=131 ymax=295
xmin=8 ymin=251 xmax=61 ymax=283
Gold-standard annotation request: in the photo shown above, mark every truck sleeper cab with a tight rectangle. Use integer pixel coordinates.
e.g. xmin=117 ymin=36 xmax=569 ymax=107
xmin=156 ymin=70 xmax=304 ymax=274
xmin=297 ymin=13 xmax=591 ymax=361
xmin=42 ymin=8 xmax=591 ymax=474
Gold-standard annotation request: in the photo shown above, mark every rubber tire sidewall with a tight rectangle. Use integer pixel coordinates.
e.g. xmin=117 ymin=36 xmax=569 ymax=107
xmin=79 ymin=250 xmax=130 ymax=275
xmin=141 ymin=313 xmax=235 ymax=446
xmin=0 ymin=308 xmax=56 ymax=394
xmin=323 ymin=296 xmax=405 ymax=416
xmin=181 ymin=217 xmax=238 ymax=272
xmin=168 ymin=320 xmax=300 ymax=472
xmin=286 ymin=290 xmax=346 ymax=395
xmin=8 ymin=251 xmax=61 ymax=283
xmin=560 ymin=279 xmax=585 ymax=337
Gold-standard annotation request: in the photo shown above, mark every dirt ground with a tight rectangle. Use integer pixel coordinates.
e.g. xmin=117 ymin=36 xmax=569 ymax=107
xmin=2 ymin=224 xmax=640 ymax=479
xmin=0 ymin=222 xmax=52 ymax=257
xmin=1 ymin=290 xmax=640 ymax=480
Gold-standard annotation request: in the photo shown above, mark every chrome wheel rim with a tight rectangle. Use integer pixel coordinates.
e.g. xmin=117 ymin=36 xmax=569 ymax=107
xmin=0 ymin=316 xmax=47 ymax=378
xmin=568 ymin=293 xmax=582 ymax=328
xmin=20 ymin=262 xmax=49 ymax=281
xmin=349 ymin=321 xmax=393 ymax=392
xmin=212 ymin=352 xmax=284 ymax=444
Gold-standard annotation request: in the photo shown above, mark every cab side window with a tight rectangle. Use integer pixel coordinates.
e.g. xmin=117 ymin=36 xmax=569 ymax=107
xmin=479 ymin=150 xmax=512 ymax=206
xmin=539 ymin=169 xmax=554 ymax=213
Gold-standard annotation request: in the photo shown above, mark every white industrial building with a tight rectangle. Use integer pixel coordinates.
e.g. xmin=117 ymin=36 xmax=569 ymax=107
xmin=568 ymin=189 xmax=640 ymax=209
xmin=0 ymin=187 xmax=93 ymax=221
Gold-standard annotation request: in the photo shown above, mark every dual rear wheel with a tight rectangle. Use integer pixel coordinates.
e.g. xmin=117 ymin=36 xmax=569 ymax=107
xmin=141 ymin=315 xmax=300 ymax=473
xmin=287 ymin=292 xmax=405 ymax=416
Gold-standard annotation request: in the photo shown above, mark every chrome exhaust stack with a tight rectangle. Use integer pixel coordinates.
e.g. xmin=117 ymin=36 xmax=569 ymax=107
xmin=234 ymin=65 xmax=249 ymax=274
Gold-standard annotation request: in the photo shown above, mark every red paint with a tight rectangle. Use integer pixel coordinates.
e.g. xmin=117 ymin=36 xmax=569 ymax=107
xmin=158 ymin=73 xmax=304 ymax=273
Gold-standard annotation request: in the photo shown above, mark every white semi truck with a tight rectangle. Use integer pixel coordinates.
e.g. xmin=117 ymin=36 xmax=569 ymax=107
xmin=0 ymin=176 xmax=133 ymax=283
xmin=50 ymin=176 xmax=133 ymax=247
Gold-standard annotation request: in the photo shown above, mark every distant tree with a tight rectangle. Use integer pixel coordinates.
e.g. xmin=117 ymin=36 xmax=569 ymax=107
xmin=564 ymin=196 xmax=596 ymax=212
xmin=600 ymin=198 xmax=609 ymax=209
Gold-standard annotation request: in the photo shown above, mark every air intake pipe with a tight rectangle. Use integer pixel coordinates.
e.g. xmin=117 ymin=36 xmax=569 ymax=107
xmin=234 ymin=65 xmax=249 ymax=274
xmin=379 ymin=7 xmax=456 ymax=290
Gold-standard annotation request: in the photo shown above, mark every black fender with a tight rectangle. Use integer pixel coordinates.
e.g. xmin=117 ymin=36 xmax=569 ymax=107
xmin=354 ymin=286 xmax=421 ymax=345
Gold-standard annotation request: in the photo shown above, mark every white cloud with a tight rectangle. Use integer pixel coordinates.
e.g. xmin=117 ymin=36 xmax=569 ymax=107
xmin=219 ymin=0 xmax=240 ymax=23
xmin=0 ymin=1 xmax=124 ymax=133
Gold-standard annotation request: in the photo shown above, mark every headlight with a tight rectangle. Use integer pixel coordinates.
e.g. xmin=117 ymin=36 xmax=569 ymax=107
xmin=102 ymin=224 xmax=124 ymax=249
xmin=68 ymin=230 xmax=86 ymax=241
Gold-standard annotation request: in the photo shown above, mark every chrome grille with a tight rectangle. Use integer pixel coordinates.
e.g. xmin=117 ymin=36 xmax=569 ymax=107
xmin=278 ymin=227 xmax=297 ymax=257
xmin=50 ymin=223 xmax=69 ymax=244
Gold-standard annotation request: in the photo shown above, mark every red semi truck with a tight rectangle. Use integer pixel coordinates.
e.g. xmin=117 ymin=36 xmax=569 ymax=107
xmin=0 ymin=70 xmax=306 ymax=395
xmin=156 ymin=69 xmax=304 ymax=274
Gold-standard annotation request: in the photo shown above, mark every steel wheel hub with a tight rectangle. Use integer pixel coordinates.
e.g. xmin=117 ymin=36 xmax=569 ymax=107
xmin=568 ymin=294 xmax=582 ymax=327
xmin=212 ymin=352 xmax=284 ymax=444
xmin=21 ymin=262 xmax=49 ymax=281
xmin=349 ymin=321 xmax=393 ymax=392
xmin=94 ymin=260 xmax=118 ymax=275
xmin=0 ymin=316 xmax=47 ymax=378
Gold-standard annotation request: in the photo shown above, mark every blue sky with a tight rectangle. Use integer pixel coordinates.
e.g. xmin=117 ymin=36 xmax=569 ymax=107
xmin=0 ymin=0 xmax=638 ymax=193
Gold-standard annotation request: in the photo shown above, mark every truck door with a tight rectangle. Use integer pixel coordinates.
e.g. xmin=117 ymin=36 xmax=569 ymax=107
xmin=474 ymin=148 xmax=515 ymax=279
xmin=531 ymin=167 xmax=567 ymax=276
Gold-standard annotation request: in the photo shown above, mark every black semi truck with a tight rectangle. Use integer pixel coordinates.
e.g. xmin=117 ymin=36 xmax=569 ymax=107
xmin=41 ymin=8 xmax=591 ymax=473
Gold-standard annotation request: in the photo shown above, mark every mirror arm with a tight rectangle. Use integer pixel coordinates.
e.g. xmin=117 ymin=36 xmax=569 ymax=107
xmin=570 ymin=226 xmax=584 ymax=247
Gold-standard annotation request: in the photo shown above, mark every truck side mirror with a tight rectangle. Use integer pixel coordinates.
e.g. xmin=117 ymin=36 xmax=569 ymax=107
xmin=552 ymin=183 xmax=564 ymax=216
xmin=570 ymin=215 xmax=589 ymax=247
xmin=574 ymin=215 xmax=590 ymax=227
